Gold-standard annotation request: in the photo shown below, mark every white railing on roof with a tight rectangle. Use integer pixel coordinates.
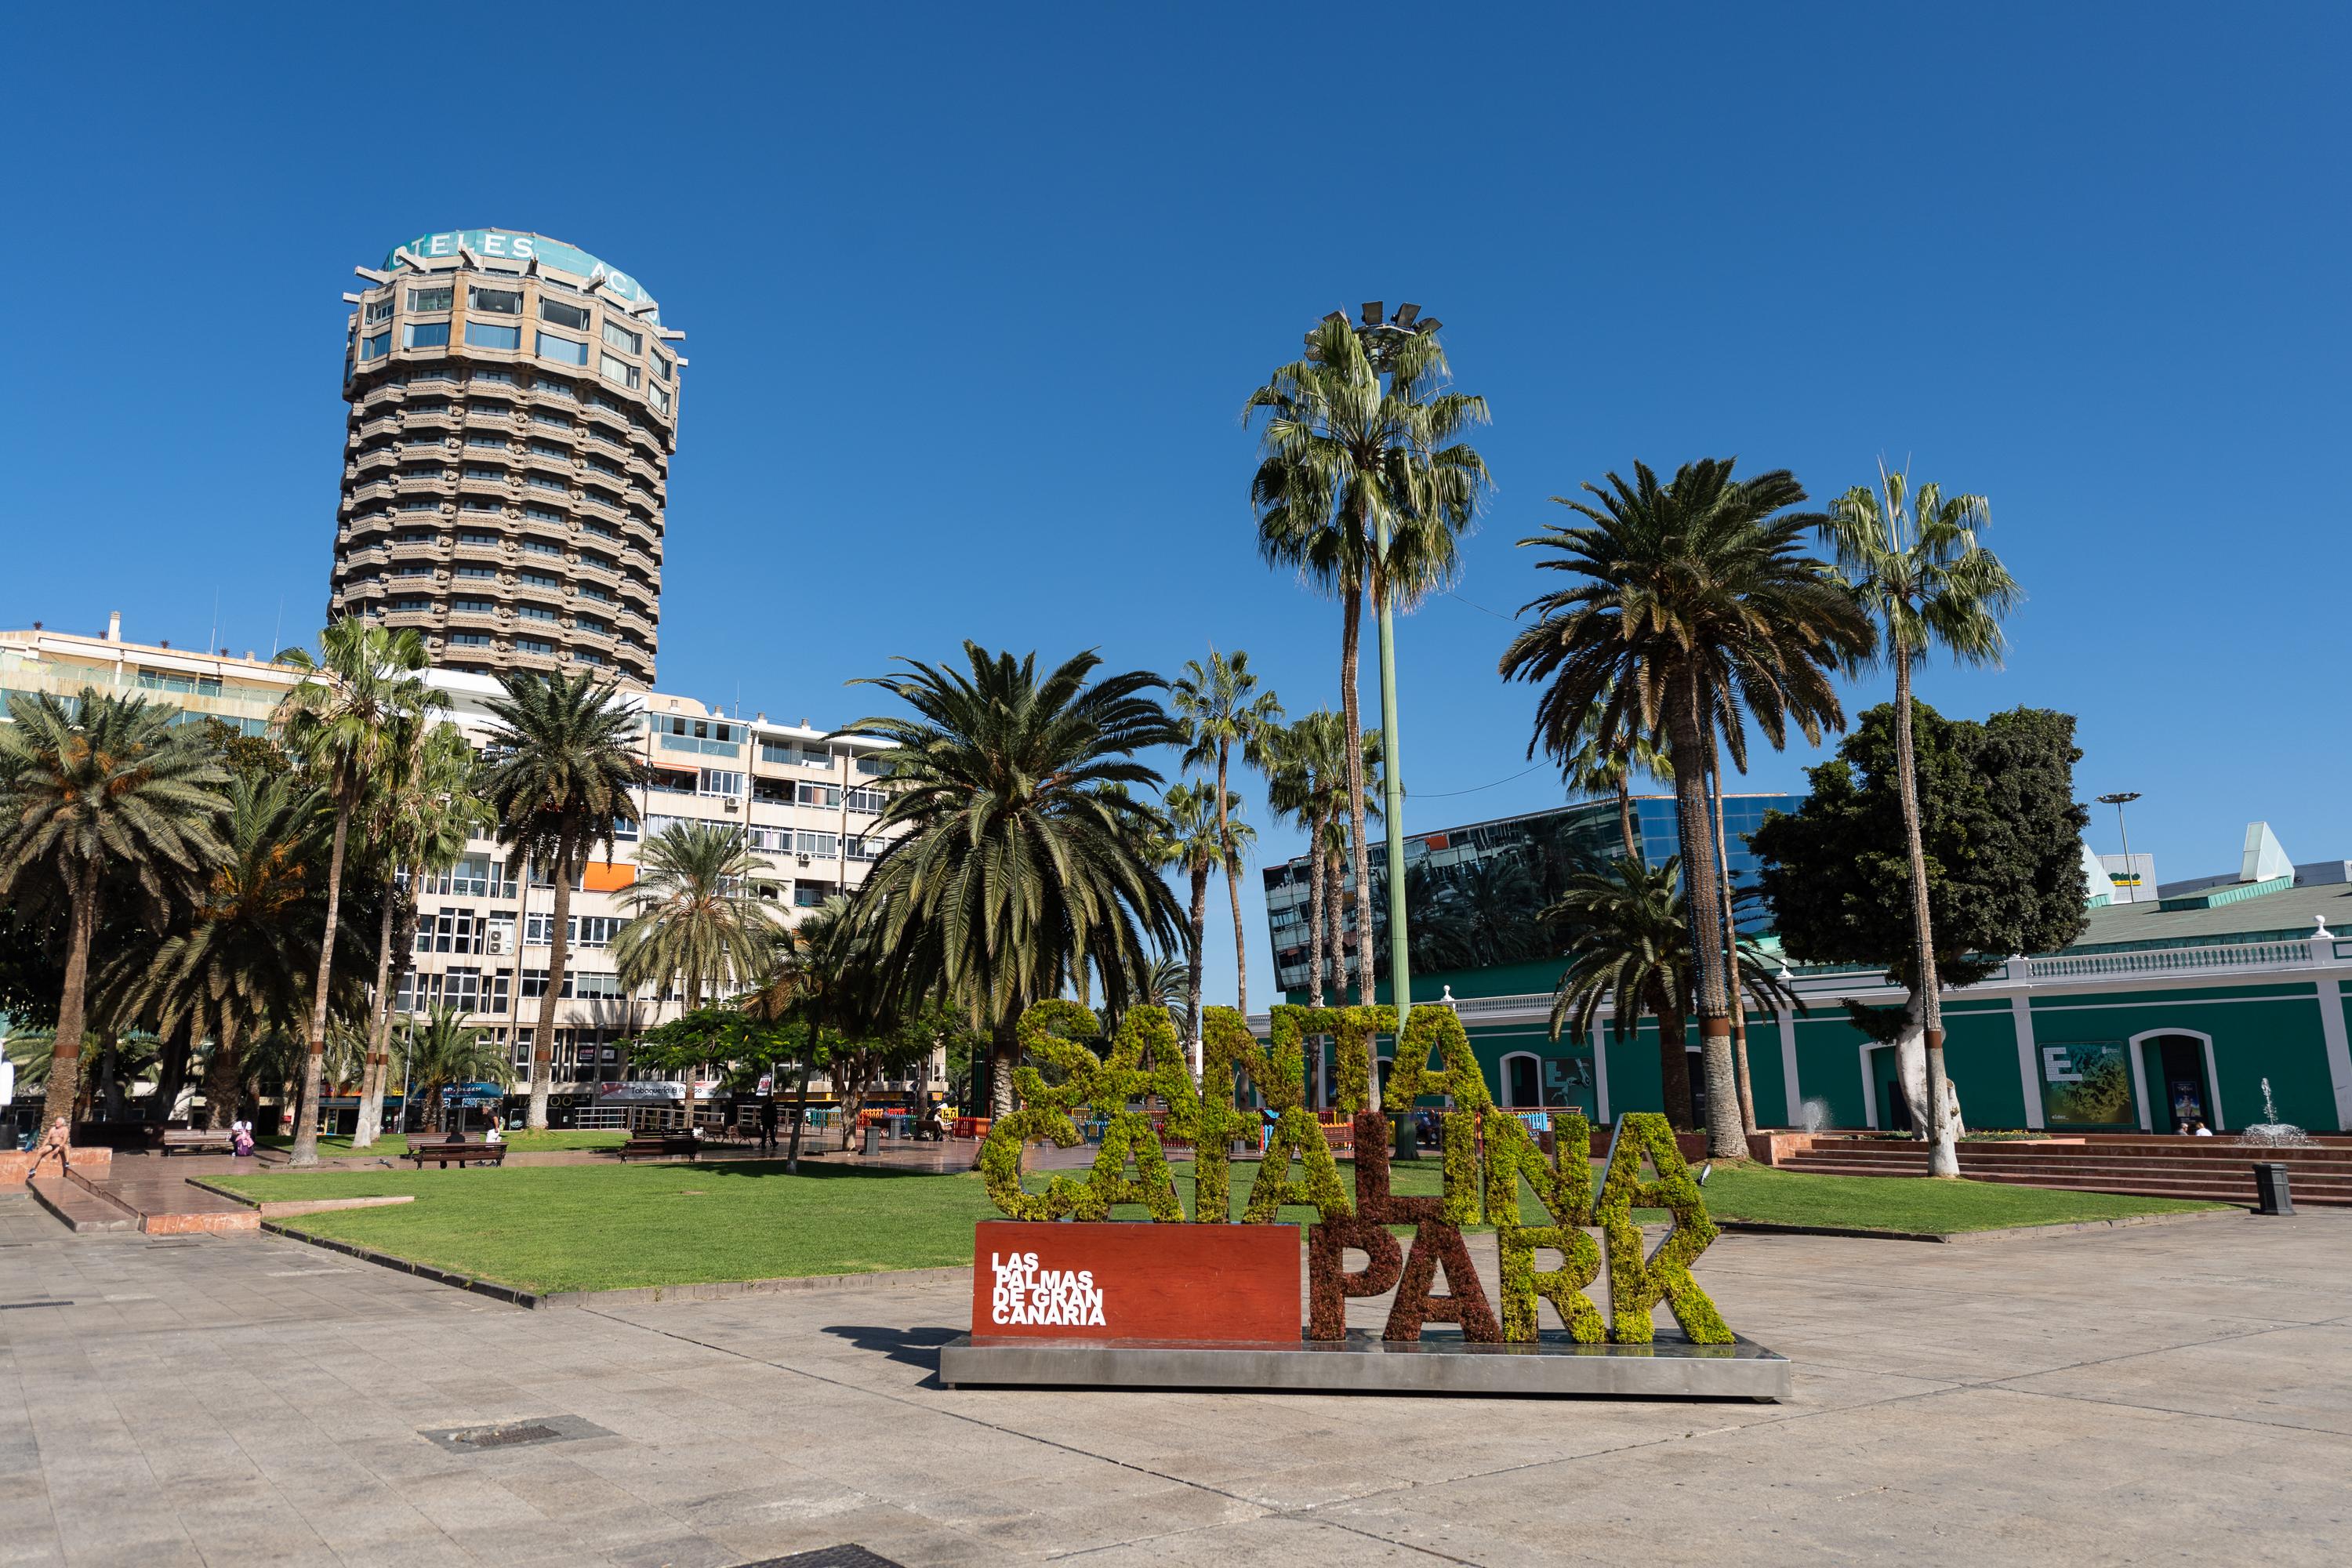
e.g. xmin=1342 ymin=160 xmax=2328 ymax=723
xmin=2024 ymin=938 xmax=2321 ymax=982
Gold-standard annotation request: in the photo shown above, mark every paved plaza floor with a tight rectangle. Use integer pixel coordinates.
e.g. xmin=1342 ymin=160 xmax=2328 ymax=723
xmin=1 ymin=1189 xmax=2344 ymax=1567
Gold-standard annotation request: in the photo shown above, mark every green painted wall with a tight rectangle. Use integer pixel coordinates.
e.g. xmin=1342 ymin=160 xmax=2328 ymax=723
xmin=2028 ymin=984 xmax=2340 ymax=1132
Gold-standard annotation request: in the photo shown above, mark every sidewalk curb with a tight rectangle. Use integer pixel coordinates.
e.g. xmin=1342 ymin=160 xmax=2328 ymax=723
xmin=255 ymin=1219 xmax=972 ymax=1309
xmin=1719 ymin=1206 xmax=2244 ymax=1244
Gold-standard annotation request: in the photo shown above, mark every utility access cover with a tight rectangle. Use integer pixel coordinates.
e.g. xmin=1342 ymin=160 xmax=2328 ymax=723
xmin=734 ymin=1550 xmax=907 ymax=1568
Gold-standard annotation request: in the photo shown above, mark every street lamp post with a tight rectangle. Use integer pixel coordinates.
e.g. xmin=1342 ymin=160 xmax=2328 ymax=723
xmin=2097 ymin=792 xmax=2142 ymax=903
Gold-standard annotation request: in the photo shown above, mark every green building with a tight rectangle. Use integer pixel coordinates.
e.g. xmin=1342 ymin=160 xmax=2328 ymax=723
xmin=1262 ymin=808 xmax=2352 ymax=1134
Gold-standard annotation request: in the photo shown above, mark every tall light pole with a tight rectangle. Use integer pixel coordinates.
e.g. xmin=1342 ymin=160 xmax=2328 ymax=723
xmin=2097 ymin=791 xmax=2142 ymax=902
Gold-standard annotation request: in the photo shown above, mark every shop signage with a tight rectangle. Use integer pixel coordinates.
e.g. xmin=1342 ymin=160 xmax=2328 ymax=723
xmin=383 ymin=229 xmax=659 ymax=316
xmin=971 ymin=1221 xmax=1299 ymax=1341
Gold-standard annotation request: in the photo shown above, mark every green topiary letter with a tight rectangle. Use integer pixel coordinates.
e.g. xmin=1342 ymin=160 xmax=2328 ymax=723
xmin=1595 ymin=1112 xmax=1731 ymax=1345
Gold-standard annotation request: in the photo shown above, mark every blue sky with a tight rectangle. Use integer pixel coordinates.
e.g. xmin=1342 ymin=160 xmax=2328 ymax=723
xmin=5 ymin=5 xmax=2346 ymax=1011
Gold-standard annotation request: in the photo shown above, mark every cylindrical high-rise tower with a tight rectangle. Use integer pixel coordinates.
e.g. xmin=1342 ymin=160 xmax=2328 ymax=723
xmin=328 ymin=228 xmax=681 ymax=687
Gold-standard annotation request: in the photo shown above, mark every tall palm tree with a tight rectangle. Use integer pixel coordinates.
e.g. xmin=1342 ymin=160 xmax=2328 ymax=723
xmin=354 ymin=720 xmax=485 ymax=1149
xmin=113 ymin=775 xmax=339 ymax=1129
xmin=1702 ymin=722 xmax=1757 ymax=1132
xmin=612 ymin=820 xmax=779 ymax=1011
xmin=1560 ymin=704 xmax=1671 ymax=862
xmin=1265 ymin=712 xmax=1381 ymax=1007
xmin=274 ymin=620 xmax=438 ymax=1165
xmin=842 ymin=644 xmax=1185 ymax=1117
xmin=1147 ymin=782 xmax=1225 ymax=1054
xmin=1247 ymin=314 xmax=1491 ymax=1038
xmin=1817 ymin=465 xmax=2020 ymax=1176
xmin=477 ymin=671 xmax=641 ymax=1130
xmin=1500 ymin=459 xmax=1873 ymax=1156
xmin=1171 ymin=648 xmax=1282 ymax=1018
xmin=0 ymin=689 xmax=228 ymax=1127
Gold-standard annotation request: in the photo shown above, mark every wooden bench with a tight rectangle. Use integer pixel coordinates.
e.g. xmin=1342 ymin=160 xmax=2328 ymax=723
xmin=160 ymin=1130 xmax=235 ymax=1157
xmin=617 ymin=1134 xmax=702 ymax=1160
xmin=404 ymin=1140 xmax=509 ymax=1168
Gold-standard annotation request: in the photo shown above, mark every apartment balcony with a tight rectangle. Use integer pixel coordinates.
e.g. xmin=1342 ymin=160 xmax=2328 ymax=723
xmin=517 ymin=512 xmax=573 ymax=550
xmin=347 ymin=479 xmax=397 ymax=505
xmin=387 ymin=539 xmax=445 ymax=565
xmin=572 ymin=554 xmax=621 ymax=587
xmin=451 ymin=535 xmax=508 ymax=565
xmin=445 ymin=605 xmax=503 ymax=631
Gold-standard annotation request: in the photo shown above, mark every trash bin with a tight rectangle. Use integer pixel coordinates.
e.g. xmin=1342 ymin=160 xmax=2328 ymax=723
xmin=2253 ymin=1161 xmax=2293 ymax=1214
xmin=861 ymin=1123 xmax=880 ymax=1156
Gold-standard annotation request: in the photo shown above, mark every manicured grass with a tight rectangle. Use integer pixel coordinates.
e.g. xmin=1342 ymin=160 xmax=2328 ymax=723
xmin=216 ymin=1160 xmax=1001 ymax=1292
xmin=256 ymin=1131 xmax=628 ymax=1160
xmin=220 ymin=1149 xmax=2226 ymax=1294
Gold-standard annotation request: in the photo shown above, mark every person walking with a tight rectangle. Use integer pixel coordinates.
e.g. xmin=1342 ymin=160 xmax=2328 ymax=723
xmin=759 ymin=1096 xmax=778 ymax=1154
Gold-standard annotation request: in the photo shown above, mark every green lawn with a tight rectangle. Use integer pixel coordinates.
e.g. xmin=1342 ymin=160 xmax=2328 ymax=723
xmin=256 ymin=1131 xmax=628 ymax=1160
xmin=218 ymin=1150 xmax=2227 ymax=1294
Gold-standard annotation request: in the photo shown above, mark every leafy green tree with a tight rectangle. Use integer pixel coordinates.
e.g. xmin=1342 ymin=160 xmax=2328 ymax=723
xmin=1247 ymin=315 xmax=1490 ymax=1025
xmin=1171 ymin=648 xmax=1282 ymax=1018
xmin=1751 ymin=702 xmax=2089 ymax=1137
xmin=112 ymin=775 xmax=340 ymax=1128
xmin=353 ymin=720 xmax=485 ymax=1148
xmin=1147 ymin=781 xmax=1232 ymax=1051
xmin=843 ymin=644 xmax=1185 ymax=1117
xmin=198 ymin=717 xmax=289 ymax=786
xmin=1500 ymin=459 xmax=1871 ymax=1156
xmin=1816 ymin=468 xmax=2023 ymax=1174
xmin=612 ymin=820 xmax=780 ymax=1011
xmin=0 ymin=689 xmax=228 ymax=1127
xmin=274 ymin=620 xmax=439 ymax=1164
xmin=477 ymin=671 xmax=640 ymax=1130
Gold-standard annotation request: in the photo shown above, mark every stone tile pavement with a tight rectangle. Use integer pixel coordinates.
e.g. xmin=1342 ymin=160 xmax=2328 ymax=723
xmin=0 ymin=1187 xmax=2346 ymax=1566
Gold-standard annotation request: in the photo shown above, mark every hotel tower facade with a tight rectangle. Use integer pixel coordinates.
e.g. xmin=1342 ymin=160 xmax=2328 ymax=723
xmin=327 ymin=229 xmax=681 ymax=686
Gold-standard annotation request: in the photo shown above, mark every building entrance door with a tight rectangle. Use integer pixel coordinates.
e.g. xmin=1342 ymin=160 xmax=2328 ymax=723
xmin=1507 ymin=1056 xmax=1539 ymax=1109
xmin=2147 ymin=1035 xmax=2214 ymax=1134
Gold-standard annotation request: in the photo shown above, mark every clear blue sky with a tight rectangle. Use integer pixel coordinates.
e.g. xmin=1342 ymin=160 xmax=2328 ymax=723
xmin=6 ymin=5 xmax=2346 ymax=1011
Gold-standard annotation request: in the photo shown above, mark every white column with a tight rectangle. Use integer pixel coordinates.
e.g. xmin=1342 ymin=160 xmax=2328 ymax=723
xmin=1858 ymin=1043 xmax=1878 ymax=1130
xmin=1777 ymin=1007 xmax=1801 ymax=1127
xmin=1593 ymin=1036 xmax=1611 ymax=1125
xmin=2011 ymin=987 xmax=2045 ymax=1130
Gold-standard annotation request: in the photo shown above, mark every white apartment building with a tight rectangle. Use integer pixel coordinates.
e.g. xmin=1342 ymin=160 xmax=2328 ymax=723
xmin=0 ymin=619 xmax=921 ymax=1116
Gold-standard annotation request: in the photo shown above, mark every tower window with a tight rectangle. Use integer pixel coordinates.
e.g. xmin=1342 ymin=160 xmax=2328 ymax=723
xmin=540 ymin=299 xmax=591 ymax=330
xmin=470 ymin=286 xmax=522 ymax=315
xmin=408 ymin=286 xmax=454 ymax=312
xmin=465 ymin=322 xmax=521 ymax=350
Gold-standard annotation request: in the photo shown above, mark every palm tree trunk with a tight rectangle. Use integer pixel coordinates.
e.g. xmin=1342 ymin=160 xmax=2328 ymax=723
xmin=1653 ymin=989 xmax=1694 ymax=1131
xmin=1215 ymin=742 xmax=1248 ymax=1020
xmin=39 ymin=861 xmax=102 ymax=1130
xmin=987 ymin=1011 xmax=1018 ymax=1121
xmin=351 ymin=884 xmax=401 ymax=1149
xmin=1664 ymin=679 xmax=1744 ymax=1159
xmin=97 ymin=1032 xmax=122 ymax=1122
xmin=1323 ymin=839 xmax=1345 ymax=1016
xmin=152 ymin=1019 xmax=191 ymax=1125
xmin=203 ymin=1016 xmax=243 ymax=1132
xmin=1185 ymin=863 xmax=1209 ymax=1054
xmin=1305 ymin=804 xmax=1330 ymax=1009
xmin=1891 ymin=656 xmax=1957 ymax=1177
xmin=290 ymin=798 xmax=354 ymax=1167
xmin=1704 ymin=729 xmax=1758 ymax=1134
xmin=784 ymin=1055 xmax=812 ymax=1173
xmin=1617 ymin=773 xmax=1639 ymax=862
xmin=528 ymin=842 xmax=575 ymax=1131
xmin=1339 ymin=581 xmax=1377 ymax=1040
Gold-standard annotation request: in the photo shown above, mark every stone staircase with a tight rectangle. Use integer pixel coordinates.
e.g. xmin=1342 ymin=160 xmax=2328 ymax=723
xmin=1774 ymin=1135 xmax=2352 ymax=1207
xmin=22 ymin=1156 xmax=262 ymax=1235
xmin=27 ymin=1174 xmax=138 ymax=1232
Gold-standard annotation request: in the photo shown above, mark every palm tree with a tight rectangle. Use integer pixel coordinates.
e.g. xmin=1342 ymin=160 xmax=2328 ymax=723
xmin=0 ymin=689 xmax=228 ymax=1127
xmin=1247 ymin=314 xmax=1491 ymax=1036
xmin=401 ymin=1005 xmax=512 ymax=1134
xmin=476 ymin=671 xmax=641 ymax=1130
xmin=274 ymin=620 xmax=438 ymax=1165
xmin=1817 ymin=466 xmax=2020 ymax=1176
xmin=114 ymin=775 xmax=339 ymax=1130
xmin=1544 ymin=857 xmax=1800 ymax=1129
xmin=842 ymin=644 xmax=1185 ymax=1117
xmin=1147 ymin=782 xmax=1233 ymax=1053
xmin=612 ymin=820 xmax=781 ymax=1120
xmin=1171 ymin=648 xmax=1282 ymax=1018
xmin=1265 ymin=712 xmax=1381 ymax=1007
xmin=1501 ymin=459 xmax=1873 ymax=1156
xmin=354 ymin=720 xmax=485 ymax=1149
xmin=1559 ymin=704 xmax=1671 ymax=862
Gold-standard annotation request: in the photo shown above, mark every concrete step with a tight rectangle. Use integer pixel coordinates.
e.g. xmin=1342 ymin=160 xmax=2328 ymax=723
xmin=1776 ymin=1160 xmax=2349 ymax=1206
xmin=27 ymin=1178 xmax=136 ymax=1232
xmin=1783 ymin=1152 xmax=2352 ymax=1186
xmin=1806 ymin=1140 xmax=2352 ymax=1166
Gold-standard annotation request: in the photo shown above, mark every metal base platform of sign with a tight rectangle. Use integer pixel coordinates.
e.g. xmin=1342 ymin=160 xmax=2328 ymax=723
xmin=938 ymin=1329 xmax=1791 ymax=1401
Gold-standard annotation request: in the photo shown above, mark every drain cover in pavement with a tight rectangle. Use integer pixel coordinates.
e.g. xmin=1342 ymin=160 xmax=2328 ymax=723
xmin=735 ymin=1550 xmax=906 ymax=1568
xmin=419 ymin=1414 xmax=615 ymax=1453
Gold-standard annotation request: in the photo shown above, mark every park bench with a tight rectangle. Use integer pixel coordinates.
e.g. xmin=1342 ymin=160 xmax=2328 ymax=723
xmin=617 ymin=1134 xmax=702 ymax=1160
xmin=160 ymin=1130 xmax=235 ymax=1157
xmin=404 ymin=1140 xmax=508 ymax=1169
